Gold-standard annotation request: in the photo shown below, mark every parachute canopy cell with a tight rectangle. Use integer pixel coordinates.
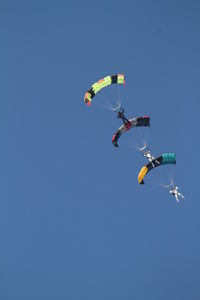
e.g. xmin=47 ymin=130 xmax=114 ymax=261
xmin=84 ymin=74 xmax=125 ymax=106
xmin=112 ymin=116 xmax=150 ymax=146
xmin=138 ymin=153 xmax=176 ymax=184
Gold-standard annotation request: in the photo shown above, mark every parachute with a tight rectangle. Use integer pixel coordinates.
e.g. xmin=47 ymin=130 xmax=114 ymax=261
xmin=112 ymin=116 xmax=150 ymax=147
xmin=84 ymin=74 xmax=125 ymax=106
xmin=138 ymin=153 xmax=176 ymax=184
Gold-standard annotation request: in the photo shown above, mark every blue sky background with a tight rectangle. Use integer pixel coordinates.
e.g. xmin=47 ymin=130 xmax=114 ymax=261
xmin=0 ymin=0 xmax=200 ymax=299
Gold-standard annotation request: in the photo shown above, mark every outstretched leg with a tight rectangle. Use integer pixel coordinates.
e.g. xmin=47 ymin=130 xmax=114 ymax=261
xmin=178 ymin=192 xmax=184 ymax=199
xmin=175 ymin=194 xmax=179 ymax=203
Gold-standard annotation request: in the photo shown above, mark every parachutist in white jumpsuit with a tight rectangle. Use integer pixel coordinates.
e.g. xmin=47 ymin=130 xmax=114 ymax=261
xmin=141 ymin=148 xmax=159 ymax=168
xmin=143 ymin=149 xmax=155 ymax=162
xmin=170 ymin=186 xmax=184 ymax=202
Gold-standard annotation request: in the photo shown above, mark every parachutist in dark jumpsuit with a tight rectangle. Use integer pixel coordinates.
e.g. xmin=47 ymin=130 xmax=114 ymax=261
xmin=117 ymin=108 xmax=131 ymax=129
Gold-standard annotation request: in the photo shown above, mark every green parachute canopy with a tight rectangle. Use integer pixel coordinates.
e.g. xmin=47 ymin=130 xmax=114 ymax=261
xmin=84 ymin=74 xmax=125 ymax=106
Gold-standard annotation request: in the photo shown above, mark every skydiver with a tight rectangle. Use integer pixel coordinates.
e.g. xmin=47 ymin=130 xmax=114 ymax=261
xmin=143 ymin=149 xmax=157 ymax=167
xmin=169 ymin=186 xmax=184 ymax=203
xmin=115 ymin=107 xmax=131 ymax=129
xmin=139 ymin=145 xmax=159 ymax=168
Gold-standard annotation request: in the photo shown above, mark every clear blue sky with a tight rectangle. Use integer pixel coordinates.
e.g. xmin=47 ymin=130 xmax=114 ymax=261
xmin=0 ymin=0 xmax=200 ymax=299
